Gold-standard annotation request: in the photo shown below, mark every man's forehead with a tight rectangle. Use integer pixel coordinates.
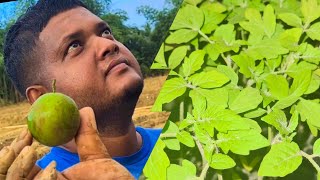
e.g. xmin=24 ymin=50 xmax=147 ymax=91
xmin=39 ymin=7 xmax=102 ymax=42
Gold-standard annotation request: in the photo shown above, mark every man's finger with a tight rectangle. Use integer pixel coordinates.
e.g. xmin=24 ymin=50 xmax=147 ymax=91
xmin=0 ymin=146 xmax=15 ymax=175
xmin=10 ymin=127 xmax=33 ymax=157
xmin=6 ymin=146 xmax=37 ymax=180
xmin=76 ymin=107 xmax=110 ymax=161
xmin=33 ymin=161 xmax=65 ymax=180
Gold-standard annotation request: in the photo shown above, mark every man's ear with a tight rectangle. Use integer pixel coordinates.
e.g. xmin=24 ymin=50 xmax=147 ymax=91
xmin=26 ymin=85 xmax=48 ymax=104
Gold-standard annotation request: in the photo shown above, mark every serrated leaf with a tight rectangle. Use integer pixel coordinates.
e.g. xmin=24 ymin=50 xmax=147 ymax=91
xmin=166 ymin=29 xmax=198 ymax=44
xmin=273 ymin=94 xmax=300 ymax=110
xmin=287 ymin=110 xmax=299 ymax=133
xmin=167 ymin=160 xmax=197 ymax=180
xmin=258 ymin=142 xmax=302 ymax=177
xmin=170 ymin=4 xmax=204 ymax=30
xmin=301 ymin=0 xmax=320 ymax=25
xmin=278 ymin=13 xmax=302 ymax=27
xmin=313 ymin=139 xmax=320 ymax=155
xmin=264 ymin=74 xmax=289 ymax=100
xmin=189 ymin=70 xmax=230 ymax=88
xmin=152 ymin=77 xmax=187 ymax=111
xmin=263 ymin=5 xmax=276 ymax=38
xmin=217 ymin=129 xmax=270 ymax=155
xmin=168 ymin=46 xmax=189 ymax=69
xmin=214 ymin=24 xmax=235 ymax=44
xmin=306 ymin=22 xmax=320 ymax=41
xmin=261 ymin=109 xmax=290 ymax=135
xmin=182 ymin=50 xmax=206 ymax=77
xmin=229 ymin=87 xmax=263 ymax=114
xmin=244 ymin=108 xmax=267 ymax=118
xmin=177 ymin=131 xmax=195 ymax=147
xmin=143 ymin=139 xmax=170 ymax=179
xmin=246 ymin=39 xmax=289 ymax=60
xmin=296 ymin=99 xmax=320 ymax=128
xmin=210 ymin=153 xmax=236 ymax=170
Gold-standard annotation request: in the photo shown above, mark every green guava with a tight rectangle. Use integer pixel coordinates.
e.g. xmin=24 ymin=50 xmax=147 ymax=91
xmin=27 ymin=93 xmax=80 ymax=146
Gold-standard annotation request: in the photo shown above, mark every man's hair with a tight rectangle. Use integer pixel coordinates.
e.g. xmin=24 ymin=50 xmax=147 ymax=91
xmin=3 ymin=0 xmax=89 ymax=96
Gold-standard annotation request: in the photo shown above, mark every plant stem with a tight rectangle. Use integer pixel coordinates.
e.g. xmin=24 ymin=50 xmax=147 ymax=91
xmin=300 ymin=151 xmax=320 ymax=172
xmin=198 ymin=29 xmax=215 ymax=44
xmin=199 ymin=163 xmax=210 ymax=180
xmin=52 ymin=79 xmax=56 ymax=93
xmin=194 ymin=138 xmax=207 ymax=167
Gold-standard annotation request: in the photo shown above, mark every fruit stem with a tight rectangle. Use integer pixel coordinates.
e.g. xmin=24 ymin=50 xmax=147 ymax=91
xmin=52 ymin=79 xmax=56 ymax=93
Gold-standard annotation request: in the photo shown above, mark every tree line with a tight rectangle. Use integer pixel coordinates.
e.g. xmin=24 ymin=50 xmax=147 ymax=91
xmin=0 ymin=0 xmax=181 ymax=106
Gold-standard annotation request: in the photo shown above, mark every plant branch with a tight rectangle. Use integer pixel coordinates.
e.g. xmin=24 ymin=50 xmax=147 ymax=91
xmin=160 ymin=133 xmax=177 ymax=138
xmin=199 ymin=163 xmax=210 ymax=180
xmin=300 ymin=151 xmax=320 ymax=172
xmin=198 ymin=29 xmax=215 ymax=44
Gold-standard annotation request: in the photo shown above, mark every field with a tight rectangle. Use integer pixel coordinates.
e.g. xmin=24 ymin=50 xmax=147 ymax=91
xmin=0 ymin=75 xmax=169 ymax=150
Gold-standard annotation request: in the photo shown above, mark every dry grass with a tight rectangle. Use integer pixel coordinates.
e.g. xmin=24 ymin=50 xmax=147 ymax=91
xmin=0 ymin=75 xmax=169 ymax=149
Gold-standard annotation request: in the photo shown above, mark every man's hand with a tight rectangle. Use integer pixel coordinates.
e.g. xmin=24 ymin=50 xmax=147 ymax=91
xmin=0 ymin=107 xmax=134 ymax=180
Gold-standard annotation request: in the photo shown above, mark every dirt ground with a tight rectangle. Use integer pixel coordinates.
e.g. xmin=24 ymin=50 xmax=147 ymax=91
xmin=0 ymin=75 xmax=169 ymax=150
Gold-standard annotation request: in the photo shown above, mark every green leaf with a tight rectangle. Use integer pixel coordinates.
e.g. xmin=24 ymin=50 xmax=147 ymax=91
xmin=170 ymin=4 xmax=204 ymax=30
xmin=301 ymin=0 xmax=320 ymax=25
xmin=258 ymin=142 xmax=302 ymax=177
xmin=151 ymin=43 xmax=167 ymax=69
xmin=217 ymin=65 xmax=238 ymax=87
xmin=263 ymin=5 xmax=276 ymax=38
xmin=313 ymin=139 xmax=320 ymax=156
xmin=214 ymin=24 xmax=235 ymax=44
xmin=182 ymin=50 xmax=206 ymax=77
xmin=278 ymin=13 xmax=302 ymax=27
xmin=189 ymin=89 xmax=206 ymax=118
xmin=279 ymin=28 xmax=302 ymax=51
xmin=189 ymin=70 xmax=230 ymax=88
xmin=289 ymin=70 xmax=312 ymax=96
xmin=306 ymin=22 xmax=320 ymax=41
xmin=177 ymin=131 xmax=195 ymax=147
xmin=244 ymin=108 xmax=267 ymax=118
xmin=246 ymin=39 xmax=289 ymax=60
xmin=201 ymin=7 xmax=226 ymax=34
xmin=272 ymin=95 xmax=300 ymax=110
xmin=217 ymin=129 xmax=270 ymax=155
xmin=194 ymin=87 xmax=229 ymax=108
xmin=296 ymin=99 xmax=320 ymax=128
xmin=152 ymin=77 xmax=187 ymax=111
xmin=166 ymin=29 xmax=198 ymax=44
xmin=261 ymin=109 xmax=290 ymax=135
xmin=167 ymin=160 xmax=197 ymax=180
xmin=287 ymin=110 xmax=299 ymax=133
xmin=179 ymin=113 xmax=196 ymax=130
xmin=301 ymin=44 xmax=320 ymax=64
xmin=194 ymin=123 xmax=212 ymax=145
xmin=143 ymin=139 xmax=170 ymax=179
xmin=185 ymin=0 xmax=202 ymax=6
xmin=209 ymin=153 xmax=236 ymax=170
xmin=239 ymin=8 xmax=264 ymax=36
xmin=162 ymin=121 xmax=180 ymax=150
xmin=231 ymin=53 xmax=255 ymax=78
xmin=168 ymin=46 xmax=189 ymax=69
xmin=229 ymin=87 xmax=263 ymax=114
xmin=264 ymin=74 xmax=289 ymax=100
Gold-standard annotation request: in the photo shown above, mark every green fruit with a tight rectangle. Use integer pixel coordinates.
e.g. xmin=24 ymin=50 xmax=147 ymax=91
xmin=27 ymin=93 xmax=80 ymax=146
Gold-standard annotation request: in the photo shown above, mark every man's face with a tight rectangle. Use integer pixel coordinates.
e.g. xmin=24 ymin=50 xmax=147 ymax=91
xmin=38 ymin=7 xmax=143 ymax=120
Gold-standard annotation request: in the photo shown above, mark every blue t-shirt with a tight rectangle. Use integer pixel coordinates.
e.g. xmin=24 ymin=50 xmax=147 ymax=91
xmin=36 ymin=127 xmax=162 ymax=179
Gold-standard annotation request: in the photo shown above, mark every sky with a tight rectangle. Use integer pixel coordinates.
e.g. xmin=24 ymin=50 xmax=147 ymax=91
xmin=0 ymin=0 xmax=168 ymax=28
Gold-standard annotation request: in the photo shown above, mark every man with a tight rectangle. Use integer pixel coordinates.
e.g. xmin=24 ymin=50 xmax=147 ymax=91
xmin=3 ymin=0 xmax=161 ymax=179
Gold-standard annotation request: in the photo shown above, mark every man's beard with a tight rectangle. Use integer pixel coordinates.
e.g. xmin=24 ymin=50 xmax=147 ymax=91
xmin=94 ymin=80 xmax=144 ymax=134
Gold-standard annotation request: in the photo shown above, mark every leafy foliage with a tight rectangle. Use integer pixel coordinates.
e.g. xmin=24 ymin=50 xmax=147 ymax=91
xmin=144 ymin=0 xmax=320 ymax=179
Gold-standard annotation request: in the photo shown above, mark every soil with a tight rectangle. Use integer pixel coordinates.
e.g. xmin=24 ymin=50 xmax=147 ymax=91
xmin=0 ymin=75 xmax=169 ymax=150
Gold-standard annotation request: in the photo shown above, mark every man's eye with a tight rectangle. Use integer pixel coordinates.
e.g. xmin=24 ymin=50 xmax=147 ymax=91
xmin=101 ymin=29 xmax=112 ymax=37
xmin=67 ymin=42 xmax=82 ymax=54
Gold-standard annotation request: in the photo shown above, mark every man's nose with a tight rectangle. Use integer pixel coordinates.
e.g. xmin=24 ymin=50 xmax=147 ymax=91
xmin=96 ymin=38 xmax=120 ymax=60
